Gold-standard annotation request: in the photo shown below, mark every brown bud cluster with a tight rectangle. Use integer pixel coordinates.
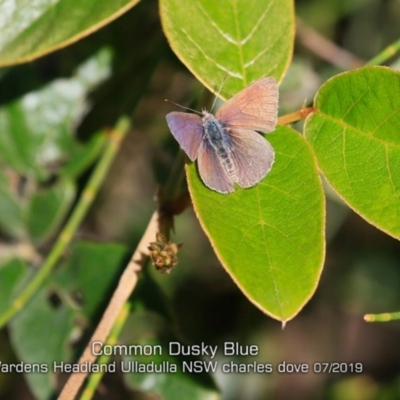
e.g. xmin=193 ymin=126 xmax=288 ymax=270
xmin=148 ymin=233 xmax=182 ymax=274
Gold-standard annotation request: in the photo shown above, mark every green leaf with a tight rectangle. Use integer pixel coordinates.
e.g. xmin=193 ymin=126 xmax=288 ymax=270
xmin=9 ymin=287 xmax=74 ymax=400
xmin=54 ymin=241 xmax=128 ymax=319
xmin=60 ymin=133 xmax=106 ymax=179
xmin=9 ymin=240 xmax=128 ymax=399
xmin=0 ymin=259 xmax=28 ymax=316
xmin=0 ymin=170 xmax=24 ymax=237
xmin=305 ymin=66 xmax=400 ymax=239
xmin=26 ymin=179 xmax=76 ymax=245
xmin=0 ymin=0 xmax=140 ymax=66
xmin=187 ymin=125 xmax=325 ymax=321
xmin=0 ymin=49 xmax=112 ymax=180
xmin=160 ymin=0 xmax=294 ymax=96
xmin=5 ymin=242 xmax=127 ymax=399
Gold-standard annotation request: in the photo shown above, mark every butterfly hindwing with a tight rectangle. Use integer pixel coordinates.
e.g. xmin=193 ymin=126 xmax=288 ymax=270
xmin=228 ymin=128 xmax=275 ymax=188
xmin=197 ymin=140 xmax=235 ymax=194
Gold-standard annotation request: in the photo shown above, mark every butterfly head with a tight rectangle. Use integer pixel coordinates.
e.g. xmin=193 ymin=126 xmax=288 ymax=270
xmin=201 ymin=110 xmax=214 ymax=122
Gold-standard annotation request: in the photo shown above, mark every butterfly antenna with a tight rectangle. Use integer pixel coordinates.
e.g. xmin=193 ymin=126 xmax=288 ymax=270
xmin=210 ymin=73 xmax=229 ymax=112
xmin=165 ymin=99 xmax=202 ymax=115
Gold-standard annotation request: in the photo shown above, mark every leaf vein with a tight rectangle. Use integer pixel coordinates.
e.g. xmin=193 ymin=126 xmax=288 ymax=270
xmin=180 ymin=27 xmax=243 ymax=79
xmin=316 ymin=112 xmax=400 ymax=151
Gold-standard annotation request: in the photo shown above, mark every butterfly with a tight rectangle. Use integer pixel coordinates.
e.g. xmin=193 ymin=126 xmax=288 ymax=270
xmin=166 ymin=77 xmax=279 ymax=194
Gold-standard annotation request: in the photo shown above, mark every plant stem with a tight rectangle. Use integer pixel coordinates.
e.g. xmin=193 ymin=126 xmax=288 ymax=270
xmin=0 ymin=117 xmax=130 ymax=329
xmin=163 ymin=150 xmax=186 ymax=201
xmin=366 ymin=38 xmax=400 ymax=66
xmin=364 ymin=311 xmax=400 ymax=322
xmin=59 ymin=111 xmax=193 ymax=399
xmin=58 ymin=210 xmax=160 ymax=400
xmin=80 ymin=301 xmax=132 ymax=400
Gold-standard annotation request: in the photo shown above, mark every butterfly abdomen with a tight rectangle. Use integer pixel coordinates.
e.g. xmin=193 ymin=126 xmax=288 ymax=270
xmin=202 ymin=112 xmax=237 ymax=182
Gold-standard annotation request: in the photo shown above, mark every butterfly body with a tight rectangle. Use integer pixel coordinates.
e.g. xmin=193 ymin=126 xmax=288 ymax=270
xmin=202 ymin=111 xmax=237 ymax=182
xmin=166 ymin=77 xmax=279 ymax=194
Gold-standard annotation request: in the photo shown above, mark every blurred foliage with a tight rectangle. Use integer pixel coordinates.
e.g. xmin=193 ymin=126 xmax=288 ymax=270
xmin=0 ymin=0 xmax=400 ymax=400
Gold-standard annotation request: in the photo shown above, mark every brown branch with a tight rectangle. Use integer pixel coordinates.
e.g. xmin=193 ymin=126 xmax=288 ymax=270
xmin=296 ymin=17 xmax=364 ymax=70
xmin=58 ymin=211 xmax=161 ymax=400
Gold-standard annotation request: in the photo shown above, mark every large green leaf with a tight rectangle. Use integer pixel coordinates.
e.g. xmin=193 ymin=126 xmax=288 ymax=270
xmin=305 ymin=66 xmax=400 ymax=239
xmin=187 ymin=126 xmax=325 ymax=321
xmin=160 ymin=0 xmax=294 ymax=96
xmin=0 ymin=0 xmax=140 ymax=66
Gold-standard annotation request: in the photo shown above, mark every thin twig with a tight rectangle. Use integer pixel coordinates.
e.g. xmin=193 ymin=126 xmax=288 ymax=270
xmin=296 ymin=17 xmax=364 ymax=70
xmin=58 ymin=210 xmax=160 ymax=400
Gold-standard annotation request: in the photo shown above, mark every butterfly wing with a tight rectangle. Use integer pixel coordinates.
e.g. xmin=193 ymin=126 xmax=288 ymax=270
xmin=215 ymin=77 xmax=278 ymax=132
xmin=197 ymin=141 xmax=235 ymax=194
xmin=228 ymin=129 xmax=275 ymax=188
xmin=166 ymin=112 xmax=204 ymax=161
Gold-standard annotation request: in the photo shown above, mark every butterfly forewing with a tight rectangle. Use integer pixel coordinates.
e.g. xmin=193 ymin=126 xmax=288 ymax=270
xmin=166 ymin=112 xmax=204 ymax=161
xmin=216 ymin=77 xmax=278 ymax=132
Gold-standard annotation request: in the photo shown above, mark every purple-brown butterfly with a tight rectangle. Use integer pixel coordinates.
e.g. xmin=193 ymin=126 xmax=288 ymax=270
xmin=166 ymin=77 xmax=279 ymax=194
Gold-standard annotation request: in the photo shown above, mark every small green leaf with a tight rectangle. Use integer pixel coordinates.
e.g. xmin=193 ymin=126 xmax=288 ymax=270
xmin=160 ymin=0 xmax=294 ymax=96
xmin=305 ymin=66 xmax=400 ymax=239
xmin=9 ymin=240 xmax=128 ymax=399
xmin=54 ymin=241 xmax=128 ymax=319
xmin=0 ymin=49 xmax=112 ymax=180
xmin=123 ymin=331 xmax=220 ymax=400
xmin=123 ymin=274 xmax=219 ymax=400
xmin=0 ymin=170 xmax=24 ymax=237
xmin=0 ymin=259 xmax=28 ymax=316
xmin=60 ymin=133 xmax=106 ymax=179
xmin=0 ymin=0 xmax=140 ymax=66
xmin=9 ymin=287 xmax=74 ymax=400
xmin=26 ymin=180 xmax=76 ymax=245
xmin=187 ymin=125 xmax=325 ymax=321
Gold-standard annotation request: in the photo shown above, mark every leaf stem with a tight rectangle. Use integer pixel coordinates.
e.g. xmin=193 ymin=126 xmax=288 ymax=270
xmin=278 ymin=107 xmax=314 ymax=126
xmin=0 ymin=117 xmax=130 ymax=329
